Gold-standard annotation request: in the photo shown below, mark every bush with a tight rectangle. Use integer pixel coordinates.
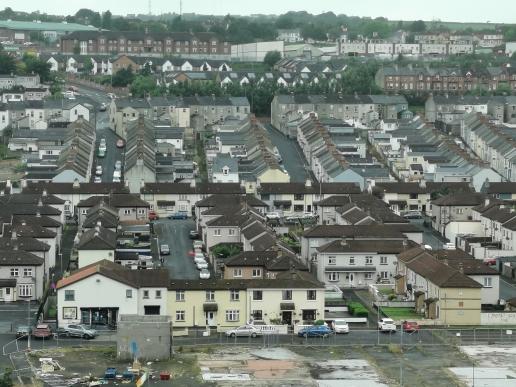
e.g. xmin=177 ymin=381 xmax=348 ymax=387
xmin=314 ymin=319 xmax=325 ymax=326
xmin=347 ymin=301 xmax=369 ymax=318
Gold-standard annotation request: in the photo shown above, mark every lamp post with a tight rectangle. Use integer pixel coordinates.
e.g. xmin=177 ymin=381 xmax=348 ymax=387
xmin=27 ymin=299 xmax=31 ymax=351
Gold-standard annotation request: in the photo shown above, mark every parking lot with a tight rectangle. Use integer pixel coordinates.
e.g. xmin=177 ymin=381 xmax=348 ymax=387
xmin=153 ymin=218 xmax=201 ymax=280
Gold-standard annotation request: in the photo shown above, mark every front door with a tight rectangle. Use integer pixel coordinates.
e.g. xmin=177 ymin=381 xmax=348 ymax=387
xmin=205 ymin=312 xmax=215 ymax=326
xmin=281 ymin=311 xmax=292 ymax=325
xmin=349 ymin=273 xmax=355 ymax=287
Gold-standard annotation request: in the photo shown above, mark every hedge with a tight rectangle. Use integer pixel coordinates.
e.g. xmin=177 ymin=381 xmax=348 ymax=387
xmin=348 ymin=301 xmax=369 ymax=318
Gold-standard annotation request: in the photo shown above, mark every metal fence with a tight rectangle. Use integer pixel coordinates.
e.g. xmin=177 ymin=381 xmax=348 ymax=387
xmin=168 ymin=327 xmax=516 ymax=349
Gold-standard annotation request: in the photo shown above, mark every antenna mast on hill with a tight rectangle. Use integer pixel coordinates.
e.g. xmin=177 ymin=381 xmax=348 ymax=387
xmin=180 ymin=0 xmax=183 ymax=17
xmin=148 ymin=0 xmax=152 ymax=15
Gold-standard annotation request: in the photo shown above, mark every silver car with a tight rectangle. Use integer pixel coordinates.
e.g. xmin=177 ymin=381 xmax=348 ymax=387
xmin=225 ymin=325 xmax=262 ymax=338
xmin=63 ymin=324 xmax=97 ymax=339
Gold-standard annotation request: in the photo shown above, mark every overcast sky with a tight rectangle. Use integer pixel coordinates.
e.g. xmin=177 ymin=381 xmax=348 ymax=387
xmin=4 ymin=0 xmax=516 ymax=23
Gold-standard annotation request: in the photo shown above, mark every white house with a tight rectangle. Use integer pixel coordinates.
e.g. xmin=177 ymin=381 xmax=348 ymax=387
xmin=76 ymin=227 xmax=117 ymax=268
xmin=211 ymin=153 xmax=239 ymax=183
xmin=56 ymin=260 xmax=169 ymax=328
xmin=0 ymin=249 xmax=45 ymax=302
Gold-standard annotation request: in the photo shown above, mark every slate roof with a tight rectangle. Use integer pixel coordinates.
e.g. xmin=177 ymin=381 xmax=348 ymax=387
xmin=77 ymin=227 xmax=117 ymax=250
xmin=303 ymin=224 xmax=418 ymax=238
xmin=77 ymin=194 xmax=149 ymax=208
xmin=317 ymin=239 xmax=416 ymax=254
xmin=431 ymin=192 xmax=484 ymax=206
xmin=398 ymin=247 xmax=483 ymax=288
xmin=57 ymin=260 xmax=169 ymax=289
xmin=259 ymin=183 xmax=360 ymax=195
xmin=141 ymin=183 xmax=244 ymax=195
xmin=0 ymin=250 xmax=44 ymax=266
xmin=23 ymin=182 xmax=129 ymax=195
xmin=0 ymin=237 xmax=50 ymax=252
xmin=224 ymin=251 xmax=307 ymax=271
xmin=375 ymin=182 xmax=473 ymax=194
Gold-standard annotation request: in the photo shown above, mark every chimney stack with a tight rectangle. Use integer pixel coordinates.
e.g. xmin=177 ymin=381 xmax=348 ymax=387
xmin=458 ymin=262 xmax=464 ymax=274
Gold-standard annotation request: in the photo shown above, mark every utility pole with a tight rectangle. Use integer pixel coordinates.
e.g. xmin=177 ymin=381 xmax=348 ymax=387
xmin=27 ymin=300 xmax=31 ymax=350
xmin=179 ymin=0 xmax=182 ymax=17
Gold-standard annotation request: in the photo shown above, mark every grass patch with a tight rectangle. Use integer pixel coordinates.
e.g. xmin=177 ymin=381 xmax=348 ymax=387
xmin=381 ymin=307 xmax=421 ymax=320
xmin=387 ymin=344 xmax=402 ymax=354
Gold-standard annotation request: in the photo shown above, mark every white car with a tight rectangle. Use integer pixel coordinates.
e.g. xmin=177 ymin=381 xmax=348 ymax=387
xmin=94 ymin=176 xmax=102 ymax=183
xmin=378 ymin=318 xmax=396 ymax=333
xmin=193 ymin=240 xmax=203 ymax=250
xmin=194 ymin=256 xmax=206 ymax=264
xmin=115 ymin=160 xmax=122 ymax=170
xmin=95 ymin=166 xmax=103 ymax=176
xmin=196 ymin=260 xmax=208 ymax=270
xmin=332 ymin=319 xmax=350 ymax=334
xmin=113 ymin=177 xmax=121 ymax=183
xmin=199 ymin=269 xmax=210 ymax=279
xmin=265 ymin=212 xmax=281 ymax=221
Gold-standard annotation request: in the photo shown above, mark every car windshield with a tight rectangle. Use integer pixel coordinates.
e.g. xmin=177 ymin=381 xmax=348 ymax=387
xmin=335 ymin=321 xmax=347 ymax=325
xmin=383 ymin=319 xmax=394 ymax=323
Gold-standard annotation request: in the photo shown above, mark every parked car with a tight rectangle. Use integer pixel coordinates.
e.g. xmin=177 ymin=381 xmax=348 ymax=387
xmin=196 ymin=260 xmax=208 ymax=270
xmin=95 ymin=165 xmax=103 ymax=176
xmin=265 ymin=212 xmax=280 ymax=220
xmin=403 ymin=210 xmax=422 ymax=219
xmin=378 ymin=318 xmax=396 ymax=333
xmin=199 ymin=269 xmax=210 ymax=279
xmin=99 ymin=103 xmax=107 ymax=112
xmin=402 ymin=321 xmax=420 ymax=333
xmin=225 ymin=325 xmax=262 ymax=338
xmin=62 ymin=324 xmax=97 ymax=339
xmin=194 ymin=256 xmax=206 ymax=264
xmin=443 ymin=243 xmax=456 ymax=250
xmin=193 ymin=240 xmax=204 ymax=250
xmin=189 ymin=230 xmax=200 ymax=239
xmin=298 ymin=325 xmax=333 ymax=338
xmin=99 ymin=139 xmax=107 ymax=152
xmin=94 ymin=176 xmax=102 ymax=183
xmin=112 ymin=176 xmax=121 ymax=183
xmin=168 ymin=212 xmax=188 ymax=220
xmin=32 ymin=324 xmax=52 ymax=339
xmin=116 ymin=139 xmax=124 ymax=148
xmin=16 ymin=325 xmax=31 ymax=339
xmin=332 ymin=319 xmax=350 ymax=334
xmin=114 ymin=160 xmax=122 ymax=170
xmin=160 ymin=244 xmax=170 ymax=255
xmin=148 ymin=211 xmax=159 ymax=221
xmin=97 ymin=149 xmax=106 ymax=158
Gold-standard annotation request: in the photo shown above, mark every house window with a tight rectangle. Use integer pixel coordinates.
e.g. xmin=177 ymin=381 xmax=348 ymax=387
xmin=282 ymin=290 xmax=292 ymax=300
xmin=294 ymin=194 xmax=303 ymax=201
xmin=380 ymin=271 xmax=388 ymax=279
xmin=137 ymin=209 xmax=145 ymax=215
xmin=143 ymin=290 xmax=149 ymax=299
xmin=349 ymin=257 xmax=355 ymax=265
xmin=126 ymin=289 xmax=132 ymax=298
xmin=483 ymin=277 xmax=492 ymax=288
xmin=233 ymin=269 xmax=242 ymax=278
xmin=458 ymin=301 xmax=464 ymax=308
xmin=380 ymin=256 xmax=388 ymax=265
xmin=64 ymin=290 xmax=75 ymax=301
xmin=206 ymin=290 xmax=215 ymax=301
xmin=252 ymin=290 xmax=263 ymax=300
xmin=252 ymin=310 xmax=263 ymax=321
xmin=328 ymin=272 xmax=339 ymax=282
xmin=252 ymin=269 xmax=262 ymax=278
xmin=10 ymin=268 xmax=19 ymax=277
xmin=81 ymin=209 xmax=88 ymax=215
xmin=229 ymin=229 xmax=235 ymax=236
xmin=214 ymin=229 xmax=221 ymax=236
xmin=155 ymin=290 xmax=162 ymax=299
xmin=307 ymin=290 xmax=317 ymax=300
xmin=123 ymin=209 xmax=131 ymax=215
xmin=365 ymin=273 xmax=373 ymax=280
xmin=175 ymin=310 xmax=185 ymax=321
xmin=366 ymin=257 xmax=373 ymax=265
xmin=328 ymin=256 xmax=336 ymax=265
xmin=294 ymin=205 xmax=304 ymax=212
xmin=19 ymin=284 xmax=32 ymax=298
xmin=226 ymin=310 xmax=239 ymax=322
xmin=176 ymin=290 xmax=185 ymax=301
xmin=230 ymin=289 xmax=239 ymax=301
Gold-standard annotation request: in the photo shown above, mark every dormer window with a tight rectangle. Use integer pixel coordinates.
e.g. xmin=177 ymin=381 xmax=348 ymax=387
xmin=223 ymin=167 xmax=229 ymax=175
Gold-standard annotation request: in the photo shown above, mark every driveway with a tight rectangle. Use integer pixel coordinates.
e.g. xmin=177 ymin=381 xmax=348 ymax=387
xmin=264 ymin=123 xmax=311 ymax=183
xmin=153 ymin=219 xmax=200 ymax=280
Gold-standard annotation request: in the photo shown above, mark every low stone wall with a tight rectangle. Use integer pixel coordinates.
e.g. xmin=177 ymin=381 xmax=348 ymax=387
xmin=481 ymin=312 xmax=516 ymax=325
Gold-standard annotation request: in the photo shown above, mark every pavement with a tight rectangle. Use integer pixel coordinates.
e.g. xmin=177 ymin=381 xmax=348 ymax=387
xmin=153 ymin=218 xmax=200 ymax=279
xmin=264 ymin=123 xmax=310 ymax=183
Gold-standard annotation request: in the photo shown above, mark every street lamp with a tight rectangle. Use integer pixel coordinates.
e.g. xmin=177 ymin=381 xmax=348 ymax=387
xmin=27 ymin=299 xmax=31 ymax=351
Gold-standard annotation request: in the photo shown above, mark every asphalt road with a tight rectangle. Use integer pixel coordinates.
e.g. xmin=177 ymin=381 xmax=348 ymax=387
xmin=408 ymin=218 xmax=446 ymax=250
xmin=153 ymin=219 xmax=200 ymax=280
xmin=0 ymin=303 xmax=39 ymax=335
xmin=264 ymin=123 xmax=310 ymax=183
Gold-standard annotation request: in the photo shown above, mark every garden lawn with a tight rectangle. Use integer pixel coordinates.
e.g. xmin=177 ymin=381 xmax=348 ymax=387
xmin=381 ymin=307 xmax=421 ymax=320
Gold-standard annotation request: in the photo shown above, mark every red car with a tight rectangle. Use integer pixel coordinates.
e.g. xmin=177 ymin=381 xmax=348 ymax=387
xmin=32 ymin=324 xmax=52 ymax=339
xmin=116 ymin=139 xmax=125 ymax=148
xmin=148 ymin=211 xmax=159 ymax=221
xmin=402 ymin=321 xmax=420 ymax=333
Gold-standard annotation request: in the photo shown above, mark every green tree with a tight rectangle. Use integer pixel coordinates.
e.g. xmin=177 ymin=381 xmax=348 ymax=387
xmin=0 ymin=369 xmax=13 ymax=387
xmin=22 ymin=54 xmax=51 ymax=82
xmin=101 ymin=10 xmax=112 ymax=29
xmin=130 ymin=75 xmax=157 ymax=97
xmin=111 ymin=66 xmax=135 ymax=87
xmin=90 ymin=12 xmax=101 ymax=28
xmin=409 ymin=20 xmax=427 ymax=32
xmin=263 ymin=50 xmax=281 ymax=69
xmin=0 ymin=53 xmax=16 ymax=74
xmin=73 ymin=44 xmax=80 ymax=55
xmin=82 ymin=57 xmax=93 ymax=74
